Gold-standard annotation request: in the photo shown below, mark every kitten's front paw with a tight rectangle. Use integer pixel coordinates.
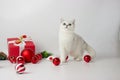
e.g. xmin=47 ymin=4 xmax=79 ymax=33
xmin=74 ymin=57 xmax=82 ymax=61
xmin=61 ymin=59 xmax=66 ymax=63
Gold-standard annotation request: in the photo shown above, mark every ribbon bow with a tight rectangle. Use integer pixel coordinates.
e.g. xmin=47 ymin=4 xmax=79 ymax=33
xmin=15 ymin=35 xmax=27 ymax=44
xmin=15 ymin=35 xmax=32 ymax=44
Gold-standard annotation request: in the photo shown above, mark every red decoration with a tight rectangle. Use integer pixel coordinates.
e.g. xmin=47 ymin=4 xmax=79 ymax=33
xmin=22 ymin=35 xmax=27 ymax=38
xmin=15 ymin=63 xmax=25 ymax=74
xmin=36 ymin=53 xmax=42 ymax=60
xmin=84 ymin=55 xmax=91 ymax=63
xmin=31 ymin=54 xmax=42 ymax=64
xmin=31 ymin=56 xmax=39 ymax=64
xmin=7 ymin=37 xmax=35 ymax=61
xmin=49 ymin=56 xmax=53 ymax=61
xmin=8 ymin=56 xmax=16 ymax=63
xmin=53 ymin=57 xmax=61 ymax=66
xmin=47 ymin=56 xmax=54 ymax=61
xmin=16 ymin=56 xmax=25 ymax=64
xmin=66 ymin=56 xmax=68 ymax=61
xmin=21 ymin=49 xmax=35 ymax=63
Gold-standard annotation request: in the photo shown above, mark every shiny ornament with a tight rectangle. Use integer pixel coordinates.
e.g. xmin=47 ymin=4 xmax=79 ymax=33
xmin=22 ymin=35 xmax=27 ymax=38
xmin=84 ymin=55 xmax=91 ymax=63
xmin=16 ymin=56 xmax=25 ymax=64
xmin=21 ymin=49 xmax=35 ymax=63
xmin=31 ymin=56 xmax=39 ymax=64
xmin=15 ymin=63 xmax=25 ymax=74
xmin=47 ymin=56 xmax=54 ymax=61
xmin=66 ymin=56 xmax=68 ymax=61
xmin=53 ymin=57 xmax=61 ymax=66
xmin=36 ymin=53 xmax=42 ymax=60
xmin=31 ymin=54 xmax=42 ymax=64
xmin=8 ymin=56 xmax=16 ymax=63
xmin=20 ymin=35 xmax=27 ymax=39
xmin=49 ymin=56 xmax=53 ymax=61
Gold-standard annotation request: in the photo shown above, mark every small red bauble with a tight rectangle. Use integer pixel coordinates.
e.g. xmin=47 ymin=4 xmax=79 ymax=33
xmin=47 ymin=56 xmax=54 ymax=61
xmin=21 ymin=49 xmax=35 ymax=63
xmin=8 ymin=56 xmax=16 ymax=63
xmin=49 ymin=56 xmax=53 ymax=61
xmin=16 ymin=56 xmax=25 ymax=64
xmin=66 ymin=56 xmax=68 ymax=61
xmin=31 ymin=54 xmax=42 ymax=64
xmin=36 ymin=54 xmax=42 ymax=60
xmin=53 ymin=57 xmax=61 ymax=66
xmin=31 ymin=56 xmax=39 ymax=64
xmin=15 ymin=63 xmax=25 ymax=74
xmin=22 ymin=35 xmax=27 ymax=38
xmin=84 ymin=55 xmax=91 ymax=63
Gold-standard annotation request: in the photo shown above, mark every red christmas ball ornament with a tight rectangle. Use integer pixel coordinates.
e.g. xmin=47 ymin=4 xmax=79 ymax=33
xmin=22 ymin=35 xmax=27 ymax=38
xmin=36 ymin=53 xmax=42 ymax=60
xmin=31 ymin=54 xmax=42 ymax=64
xmin=53 ymin=57 xmax=61 ymax=66
xmin=66 ymin=56 xmax=69 ymax=61
xmin=16 ymin=56 xmax=25 ymax=64
xmin=21 ymin=49 xmax=35 ymax=63
xmin=84 ymin=55 xmax=91 ymax=63
xmin=15 ymin=63 xmax=25 ymax=74
xmin=49 ymin=56 xmax=53 ymax=61
xmin=47 ymin=56 xmax=54 ymax=61
xmin=8 ymin=56 xmax=16 ymax=63
xmin=31 ymin=56 xmax=39 ymax=64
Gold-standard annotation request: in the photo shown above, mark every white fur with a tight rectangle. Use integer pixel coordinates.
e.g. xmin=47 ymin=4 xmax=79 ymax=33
xmin=59 ymin=19 xmax=96 ymax=63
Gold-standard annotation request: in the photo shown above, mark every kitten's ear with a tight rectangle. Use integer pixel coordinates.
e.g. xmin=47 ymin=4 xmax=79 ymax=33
xmin=60 ymin=18 xmax=64 ymax=23
xmin=73 ymin=19 xmax=75 ymax=24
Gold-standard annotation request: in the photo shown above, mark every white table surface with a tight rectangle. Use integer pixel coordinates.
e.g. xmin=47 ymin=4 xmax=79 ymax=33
xmin=0 ymin=56 xmax=120 ymax=80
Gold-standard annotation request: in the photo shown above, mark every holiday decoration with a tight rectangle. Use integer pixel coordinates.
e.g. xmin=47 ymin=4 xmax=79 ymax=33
xmin=53 ymin=57 xmax=61 ymax=66
xmin=31 ymin=55 xmax=39 ymax=64
xmin=21 ymin=49 xmax=35 ymax=63
xmin=0 ymin=52 xmax=7 ymax=60
xmin=84 ymin=55 xmax=91 ymax=63
xmin=7 ymin=35 xmax=35 ymax=63
xmin=35 ymin=53 xmax=42 ymax=60
xmin=41 ymin=51 xmax=52 ymax=58
xmin=8 ymin=56 xmax=16 ymax=63
xmin=66 ymin=56 xmax=68 ymax=61
xmin=15 ymin=63 xmax=25 ymax=74
xmin=20 ymin=35 xmax=27 ymax=39
xmin=46 ymin=55 xmax=61 ymax=66
xmin=16 ymin=56 xmax=25 ymax=64
xmin=31 ymin=53 xmax=42 ymax=64
xmin=15 ymin=39 xmax=21 ymax=44
xmin=47 ymin=56 xmax=55 ymax=61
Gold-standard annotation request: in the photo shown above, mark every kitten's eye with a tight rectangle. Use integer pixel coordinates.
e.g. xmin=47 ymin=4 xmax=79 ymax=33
xmin=63 ymin=23 xmax=66 ymax=25
xmin=68 ymin=23 xmax=71 ymax=26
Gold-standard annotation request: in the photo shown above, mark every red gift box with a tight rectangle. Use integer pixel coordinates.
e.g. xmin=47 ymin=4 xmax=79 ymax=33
xmin=7 ymin=37 xmax=35 ymax=59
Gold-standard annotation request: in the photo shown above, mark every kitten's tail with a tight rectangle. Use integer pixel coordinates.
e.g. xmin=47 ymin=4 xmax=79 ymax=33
xmin=86 ymin=44 xmax=96 ymax=59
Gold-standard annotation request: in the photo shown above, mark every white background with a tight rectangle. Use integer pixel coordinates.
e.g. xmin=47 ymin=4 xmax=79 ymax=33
xmin=0 ymin=0 xmax=120 ymax=80
xmin=0 ymin=0 xmax=120 ymax=57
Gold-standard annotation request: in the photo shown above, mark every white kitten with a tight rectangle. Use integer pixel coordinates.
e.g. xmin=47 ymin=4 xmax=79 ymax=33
xmin=59 ymin=19 xmax=96 ymax=63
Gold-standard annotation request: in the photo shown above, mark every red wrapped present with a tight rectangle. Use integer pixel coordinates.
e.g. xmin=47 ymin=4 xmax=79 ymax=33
xmin=7 ymin=35 xmax=35 ymax=62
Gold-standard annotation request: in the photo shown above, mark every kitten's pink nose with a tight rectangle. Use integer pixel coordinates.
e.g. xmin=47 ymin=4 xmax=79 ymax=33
xmin=66 ymin=25 xmax=68 ymax=28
